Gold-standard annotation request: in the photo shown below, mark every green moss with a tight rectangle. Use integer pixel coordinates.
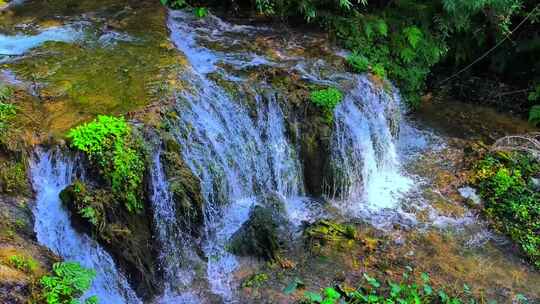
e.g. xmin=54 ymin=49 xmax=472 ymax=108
xmin=8 ymin=255 xmax=38 ymax=274
xmin=241 ymin=273 xmax=269 ymax=289
xmin=0 ymin=160 xmax=30 ymax=196
xmin=472 ymin=152 xmax=540 ymax=268
xmin=67 ymin=115 xmax=145 ymax=213
xmin=304 ymin=220 xmax=357 ymax=242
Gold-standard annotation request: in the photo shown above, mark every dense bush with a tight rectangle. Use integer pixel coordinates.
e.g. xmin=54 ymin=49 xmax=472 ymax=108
xmin=40 ymin=262 xmax=97 ymax=304
xmin=472 ymin=152 xmax=540 ymax=268
xmin=301 ymin=270 xmax=488 ymax=304
xmin=67 ymin=115 xmax=145 ymax=213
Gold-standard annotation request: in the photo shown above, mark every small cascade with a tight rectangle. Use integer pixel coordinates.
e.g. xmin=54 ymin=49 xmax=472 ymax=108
xmin=167 ymin=11 xmax=304 ymax=302
xmin=30 ymin=149 xmax=141 ymax=304
xmin=149 ymin=149 xmax=201 ymax=303
xmin=327 ymin=76 xmax=413 ymax=212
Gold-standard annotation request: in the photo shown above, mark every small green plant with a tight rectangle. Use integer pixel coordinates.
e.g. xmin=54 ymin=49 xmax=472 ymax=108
xmin=301 ymin=270 xmax=485 ymax=304
xmin=241 ymin=273 xmax=269 ymax=288
xmin=528 ymin=84 xmax=540 ymax=102
xmin=40 ymin=262 xmax=97 ymax=304
xmin=8 ymin=255 xmax=37 ymax=273
xmin=346 ymin=53 xmax=369 ymax=73
xmin=0 ymin=160 xmax=29 ymax=195
xmin=160 ymin=0 xmax=187 ymax=9
xmin=193 ymin=7 xmax=208 ymax=18
xmin=0 ymin=101 xmax=16 ymax=134
xmin=0 ymin=85 xmax=13 ymax=101
xmin=528 ymin=105 xmax=540 ymax=126
xmin=310 ymin=87 xmax=343 ymax=122
xmin=67 ymin=115 xmax=145 ymax=213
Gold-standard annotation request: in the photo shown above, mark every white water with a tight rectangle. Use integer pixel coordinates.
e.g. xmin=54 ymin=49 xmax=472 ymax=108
xmin=0 ymin=26 xmax=81 ymax=56
xmin=30 ymin=149 xmax=141 ymax=304
xmin=149 ymin=149 xmax=202 ymax=303
xmin=167 ymin=11 xmax=304 ymax=302
xmin=327 ymin=77 xmax=413 ymax=213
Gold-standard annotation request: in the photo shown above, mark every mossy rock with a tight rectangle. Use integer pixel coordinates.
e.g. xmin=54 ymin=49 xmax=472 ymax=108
xmin=160 ymin=134 xmax=204 ymax=237
xmin=229 ymin=205 xmax=290 ymax=261
xmin=60 ymin=180 xmax=160 ymax=299
xmin=304 ymin=220 xmax=358 ymax=248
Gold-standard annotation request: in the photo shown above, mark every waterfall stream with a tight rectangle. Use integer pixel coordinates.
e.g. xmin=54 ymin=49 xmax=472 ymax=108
xmin=30 ymin=149 xmax=141 ymax=304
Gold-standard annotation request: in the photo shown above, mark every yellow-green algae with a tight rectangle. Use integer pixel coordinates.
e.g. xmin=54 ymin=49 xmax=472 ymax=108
xmin=3 ymin=0 xmax=187 ymax=142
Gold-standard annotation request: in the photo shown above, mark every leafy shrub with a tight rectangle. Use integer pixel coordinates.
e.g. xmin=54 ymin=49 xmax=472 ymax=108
xmin=310 ymin=87 xmax=343 ymax=122
xmin=8 ymin=255 xmax=37 ymax=273
xmin=346 ymin=53 xmax=369 ymax=73
xmin=301 ymin=270 xmax=485 ymax=304
xmin=194 ymin=7 xmax=208 ymax=18
xmin=472 ymin=152 xmax=540 ymax=268
xmin=160 ymin=0 xmax=187 ymax=9
xmin=528 ymin=105 xmax=540 ymax=126
xmin=40 ymin=262 xmax=97 ymax=304
xmin=67 ymin=115 xmax=145 ymax=213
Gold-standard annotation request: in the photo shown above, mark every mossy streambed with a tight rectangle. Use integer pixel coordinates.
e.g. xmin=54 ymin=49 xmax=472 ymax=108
xmin=0 ymin=1 xmax=539 ymax=304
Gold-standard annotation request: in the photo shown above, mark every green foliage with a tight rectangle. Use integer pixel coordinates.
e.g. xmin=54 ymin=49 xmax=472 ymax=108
xmin=0 ymin=101 xmax=16 ymax=136
xmin=346 ymin=53 xmax=369 ymax=73
xmin=310 ymin=87 xmax=343 ymax=122
xmin=301 ymin=270 xmax=485 ymax=304
xmin=0 ymin=85 xmax=13 ymax=102
xmin=67 ymin=116 xmax=145 ymax=213
xmin=194 ymin=7 xmax=208 ymax=18
xmin=529 ymin=105 xmax=540 ymax=126
xmin=241 ymin=273 xmax=269 ymax=288
xmin=529 ymin=84 xmax=540 ymax=102
xmin=40 ymin=262 xmax=97 ymax=304
xmin=160 ymin=0 xmax=187 ymax=9
xmin=0 ymin=160 xmax=29 ymax=195
xmin=8 ymin=255 xmax=37 ymax=273
xmin=472 ymin=152 xmax=540 ymax=268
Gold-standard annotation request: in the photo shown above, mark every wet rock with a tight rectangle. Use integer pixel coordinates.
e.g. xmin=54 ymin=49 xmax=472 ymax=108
xmin=161 ymin=134 xmax=205 ymax=237
xmin=229 ymin=204 xmax=291 ymax=261
xmin=59 ymin=181 xmax=160 ymax=300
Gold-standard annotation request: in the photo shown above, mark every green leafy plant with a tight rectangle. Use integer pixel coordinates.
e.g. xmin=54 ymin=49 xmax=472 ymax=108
xmin=194 ymin=7 xmax=208 ymax=18
xmin=8 ymin=255 xmax=37 ymax=273
xmin=346 ymin=53 xmax=370 ymax=73
xmin=528 ymin=105 xmax=540 ymax=126
xmin=0 ymin=101 xmax=16 ymax=134
xmin=301 ymin=270 xmax=485 ymax=304
xmin=310 ymin=87 xmax=343 ymax=122
xmin=40 ymin=262 xmax=97 ymax=304
xmin=160 ymin=0 xmax=187 ymax=9
xmin=67 ymin=115 xmax=145 ymax=213
xmin=0 ymin=85 xmax=13 ymax=102
xmin=472 ymin=152 xmax=540 ymax=268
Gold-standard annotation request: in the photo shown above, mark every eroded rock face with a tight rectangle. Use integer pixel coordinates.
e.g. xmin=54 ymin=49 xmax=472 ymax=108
xmin=59 ymin=181 xmax=160 ymax=299
xmin=0 ymin=195 xmax=58 ymax=304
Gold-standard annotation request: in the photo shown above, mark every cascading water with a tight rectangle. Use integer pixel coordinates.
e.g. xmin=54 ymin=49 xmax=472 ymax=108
xmin=327 ymin=76 xmax=413 ymax=212
xmin=167 ymin=11 xmax=304 ymax=302
xmin=30 ymin=149 xmax=141 ymax=304
xmin=149 ymin=149 xmax=201 ymax=303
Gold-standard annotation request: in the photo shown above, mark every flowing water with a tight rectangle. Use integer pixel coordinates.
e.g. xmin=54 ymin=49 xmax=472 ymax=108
xmin=30 ymin=149 xmax=141 ymax=304
xmin=11 ymin=3 xmax=538 ymax=304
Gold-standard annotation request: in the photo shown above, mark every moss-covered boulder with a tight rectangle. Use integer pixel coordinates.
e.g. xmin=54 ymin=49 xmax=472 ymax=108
xmin=59 ymin=181 xmax=159 ymax=299
xmin=161 ymin=135 xmax=204 ymax=237
xmin=229 ymin=201 xmax=291 ymax=261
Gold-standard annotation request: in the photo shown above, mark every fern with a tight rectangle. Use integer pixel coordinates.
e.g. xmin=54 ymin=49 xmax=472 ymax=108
xmin=529 ymin=105 xmax=540 ymax=126
xmin=40 ymin=262 xmax=97 ymax=304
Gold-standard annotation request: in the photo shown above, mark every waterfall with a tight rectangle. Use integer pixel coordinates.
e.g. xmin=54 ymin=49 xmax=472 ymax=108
xmin=327 ymin=76 xmax=413 ymax=213
xmin=149 ymin=149 xmax=201 ymax=303
xmin=30 ymin=149 xmax=141 ymax=304
xmin=167 ymin=11 xmax=304 ymax=302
